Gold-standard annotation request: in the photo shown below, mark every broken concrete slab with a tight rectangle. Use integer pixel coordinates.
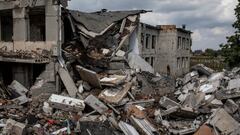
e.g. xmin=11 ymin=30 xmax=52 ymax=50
xmin=48 ymin=94 xmax=85 ymax=112
xmin=126 ymin=105 xmax=145 ymax=119
xmin=76 ymin=65 xmax=101 ymax=88
xmin=58 ymin=67 xmax=78 ymax=97
xmin=183 ymin=71 xmax=199 ymax=84
xmin=127 ymin=52 xmax=154 ymax=73
xmin=183 ymin=92 xmax=205 ymax=109
xmin=169 ymin=128 xmax=196 ymax=135
xmin=159 ymin=96 xmax=180 ymax=109
xmin=215 ymin=89 xmax=240 ymax=100
xmin=79 ymin=121 xmax=117 ymax=135
xmin=109 ymin=62 xmax=126 ymax=70
xmin=42 ymin=102 xmax=53 ymax=115
xmin=2 ymin=119 xmax=26 ymax=135
xmin=99 ymin=82 xmax=132 ymax=104
xmin=191 ymin=64 xmax=214 ymax=76
xmin=208 ymin=72 xmax=224 ymax=82
xmin=208 ymin=108 xmax=240 ymax=135
xmin=161 ymin=106 xmax=180 ymax=116
xmin=100 ymin=75 xmax=127 ymax=86
xmin=116 ymin=50 xmax=126 ymax=57
xmin=119 ymin=121 xmax=140 ymax=135
xmin=84 ymin=94 xmax=109 ymax=114
xmin=176 ymin=107 xmax=198 ymax=119
xmin=12 ymin=95 xmax=30 ymax=105
xmin=130 ymin=116 xmax=159 ymax=135
xmin=224 ymin=99 xmax=239 ymax=114
xmin=199 ymin=84 xmax=217 ymax=94
xmin=30 ymin=80 xmax=56 ymax=97
xmin=228 ymin=78 xmax=240 ymax=90
xmin=8 ymin=80 xmax=28 ymax=96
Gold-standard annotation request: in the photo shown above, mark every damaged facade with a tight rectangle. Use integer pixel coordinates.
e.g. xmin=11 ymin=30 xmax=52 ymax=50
xmin=136 ymin=23 xmax=192 ymax=77
xmin=0 ymin=0 xmax=63 ymax=88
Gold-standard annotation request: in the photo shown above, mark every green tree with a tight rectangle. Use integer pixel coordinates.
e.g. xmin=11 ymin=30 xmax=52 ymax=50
xmin=220 ymin=0 xmax=240 ymax=68
xmin=204 ymin=48 xmax=219 ymax=57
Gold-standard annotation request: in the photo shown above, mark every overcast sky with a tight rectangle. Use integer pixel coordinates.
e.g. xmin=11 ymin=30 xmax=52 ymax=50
xmin=68 ymin=0 xmax=237 ymax=51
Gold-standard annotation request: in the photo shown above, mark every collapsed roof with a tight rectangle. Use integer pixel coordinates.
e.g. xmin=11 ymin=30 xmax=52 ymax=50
xmin=69 ymin=10 xmax=147 ymax=34
xmin=64 ymin=9 xmax=147 ymax=51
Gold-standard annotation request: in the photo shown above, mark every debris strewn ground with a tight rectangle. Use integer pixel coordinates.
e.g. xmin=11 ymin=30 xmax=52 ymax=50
xmin=1 ymin=48 xmax=240 ymax=135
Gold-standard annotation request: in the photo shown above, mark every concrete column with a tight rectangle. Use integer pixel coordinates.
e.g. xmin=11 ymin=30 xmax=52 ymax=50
xmin=12 ymin=8 xmax=29 ymax=41
xmin=45 ymin=1 xmax=61 ymax=56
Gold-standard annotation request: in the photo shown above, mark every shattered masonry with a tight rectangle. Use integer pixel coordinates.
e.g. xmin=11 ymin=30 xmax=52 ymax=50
xmin=0 ymin=0 xmax=240 ymax=135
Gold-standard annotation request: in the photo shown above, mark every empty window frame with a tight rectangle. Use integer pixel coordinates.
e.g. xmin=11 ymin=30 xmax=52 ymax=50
xmin=177 ymin=57 xmax=180 ymax=69
xmin=145 ymin=34 xmax=150 ymax=49
xmin=185 ymin=57 xmax=189 ymax=68
xmin=0 ymin=12 xmax=13 ymax=42
xmin=177 ymin=37 xmax=181 ymax=49
xmin=29 ymin=8 xmax=45 ymax=41
xmin=181 ymin=57 xmax=184 ymax=68
xmin=152 ymin=35 xmax=156 ymax=49
xmin=141 ymin=33 xmax=144 ymax=45
xmin=182 ymin=37 xmax=186 ymax=49
xmin=150 ymin=57 xmax=154 ymax=67
xmin=145 ymin=57 xmax=150 ymax=63
xmin=186 ymin=38 xmax=189 ymax=50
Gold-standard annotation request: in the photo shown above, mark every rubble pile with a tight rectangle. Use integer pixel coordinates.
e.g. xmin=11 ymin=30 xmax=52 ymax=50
xmin=0 ymin=9 xmax=240 ymax=135
xmin=0 ymin=47 xmax=51 ymax=62
xmin=1 ymin=60 xmax=240 ymax=135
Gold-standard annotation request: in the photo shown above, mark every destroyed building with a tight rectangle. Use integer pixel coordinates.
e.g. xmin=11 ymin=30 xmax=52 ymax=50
xmin=136 ymin=23 xmax=192 ymax=77
xmin=0 ymin=0 xmax=65 ymax=88
xmin=0 ymin=0 xmax=147 ymax=89
xmin=2 ymin=0 xmax=240 ymax=135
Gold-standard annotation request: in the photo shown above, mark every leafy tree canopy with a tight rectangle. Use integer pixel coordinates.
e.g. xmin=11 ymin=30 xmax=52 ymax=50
xmin=220 ymin=0 xmax=240 ymax=68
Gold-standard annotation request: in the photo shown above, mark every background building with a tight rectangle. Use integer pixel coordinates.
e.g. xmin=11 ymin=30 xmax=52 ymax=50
xmin=137 ymin=23 xmax=192 ymax=77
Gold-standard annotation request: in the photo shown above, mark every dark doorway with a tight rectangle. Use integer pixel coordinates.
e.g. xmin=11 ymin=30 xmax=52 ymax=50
xmin=167 ymin=65 xmax=171 ymax=76
xmin=0 ymin=62 xmax=45 ymax=88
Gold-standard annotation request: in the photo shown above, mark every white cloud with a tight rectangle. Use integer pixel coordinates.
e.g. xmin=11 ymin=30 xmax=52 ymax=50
xmin=68 ymin=0 xmax=238 ymax=50
xmin=140 ymin=12 xmax=170 ymax=25
xmin=192 ymin=29 xmax=203 ymax=41
xmin=211 ymin=27 xmax=228 ymax=36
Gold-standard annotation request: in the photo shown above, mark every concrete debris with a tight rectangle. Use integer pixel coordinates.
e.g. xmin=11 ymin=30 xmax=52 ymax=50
xmin=12 ymin=95 xmax=30 ymax=105
xmin=127 ymin=52 xmax=155 ymax=73
xmin=126 ymin=105 xmax=146 ymax=119
xmin=119 ymin=121 xmax=140 ymax=135
xmin=1 ymin=60 xmax=239 ymax=134
xmin=191 ymin=64 xmax=215 ymax=76
xmin=2 ymin=119 xmax=26 ymax=135
xmin=42 ymin=102 xmax=53 ymax=115
xmin=84 ymin=94 xmax=109 ymax=114
xmin=58 ymin=67 xmax=78 ymax=97
xmin=224 ymin=99 xmax=239 ymax=114
xmin=159 ymin=96 xmax=181 ymax=109
xmin=130 ymin=116 xmax=159 ymax=135
xmin=208 ymin=108 xmax=240 ymax=135
xmin=48 ymin=94 xmax=85 ymax=112
xmin=100 ymin=75 xmax=127 ymax=86
xmin=228 ymin=78 xmax=240 ymax=90
xmin=99 ymin=82 xmax=132 ymax=104
xmin=8 ymin=80 xmax=28 ymax=96
xmin=76 ymin=65 xmax=102 ymax=88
